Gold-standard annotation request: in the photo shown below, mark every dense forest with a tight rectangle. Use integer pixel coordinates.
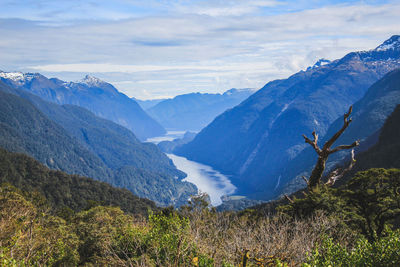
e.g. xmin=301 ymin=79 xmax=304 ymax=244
xmin=0 ymin=148 xmax=156 ymax=215
xmin=1 ymin=1 xmax=399 ymax=265
xmin=0 ymin=81 xmax=197 ymax=207
xmin=1 ymin=167 xmax=400 ymax=266
xmin=1 ymin=104 xmax=400 ymax=266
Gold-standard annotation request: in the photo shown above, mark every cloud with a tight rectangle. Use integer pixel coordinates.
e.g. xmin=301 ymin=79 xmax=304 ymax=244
xmin=0 ymin=1 xmax=399 ymax=99
xmin=177 ymin=0 xmax=281 ymax=17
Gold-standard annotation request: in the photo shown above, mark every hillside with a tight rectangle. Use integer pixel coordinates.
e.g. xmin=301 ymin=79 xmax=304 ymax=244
xmin=0 ymin=81 xmax=197 ymax=206
xmin=22 ymin=93 xmax=185 ymax=177
xmin=0 ymin=148 xmax=156 ymax=215
xmin=281 ymin=68 xmax=400 ymax=196
xmin=147 ymin=88 xmax=255 ymax=131
xmin=0 ymin=73 xmax=165 ymax=140
xmin=336 ymin=104 xmax=400 ymax=185
xmin=0 ymin=83 xmax=112 ymax=183
xmin=176 ymin=35 xmax=400 ymax=200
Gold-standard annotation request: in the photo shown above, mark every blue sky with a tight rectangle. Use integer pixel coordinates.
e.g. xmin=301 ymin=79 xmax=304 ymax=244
xmin=0 ymin=0 xmax=399 ymax=99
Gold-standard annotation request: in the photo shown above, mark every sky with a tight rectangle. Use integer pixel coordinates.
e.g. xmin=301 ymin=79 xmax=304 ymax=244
xmin=0 ymin=0 xmax=399 ymax=99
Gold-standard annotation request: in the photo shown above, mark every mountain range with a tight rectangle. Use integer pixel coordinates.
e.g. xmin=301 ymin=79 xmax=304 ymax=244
xmin=176 ymin=35 xmax=400 ymax=200
xmin=281 ymin=68 xmax=400 ymax=196
xmin=0 ymin=73 xmax=165 ymax=140
xmin=134 ymin=98 xmax=165 ymax=110
xmin=0 ymin=87 xmax=111 ymax=182
xmin=145 ymin=88 xmax=255 ymax=131
xmin=0 ymin=80 xmax=197 ymax=206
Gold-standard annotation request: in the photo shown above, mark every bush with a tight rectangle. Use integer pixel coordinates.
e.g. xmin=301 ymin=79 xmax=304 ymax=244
xmin=305 ymin=229 xmax=400 ymax=266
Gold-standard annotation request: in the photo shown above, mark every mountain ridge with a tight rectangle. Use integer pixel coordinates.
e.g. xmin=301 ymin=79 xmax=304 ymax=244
xmin=0 ymin=80 xmax=197 ymax=206
xmin=146 ymin=88 xmax=256 ymax=131
xmin=176 ymin=35 xmax=400 ymax=200
xmin=0 ymin=72 xmax=165 ymax=140
xmin=280 ymin=68 xmax=400 ymax=196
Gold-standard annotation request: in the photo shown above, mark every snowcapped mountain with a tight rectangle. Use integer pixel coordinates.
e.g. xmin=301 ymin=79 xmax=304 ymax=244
xmin=0 ymin=72 xmax=165 ymax=140
xmin=375 ymin=35 xmax=400 ymax=51
xmin=175 ymin=35 xmax=400 ymax=200
xmin=306 ymin=58 xmax=331 ymax=71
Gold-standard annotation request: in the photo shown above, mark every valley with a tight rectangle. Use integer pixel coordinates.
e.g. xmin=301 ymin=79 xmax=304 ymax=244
xmin=167 ymin=154 xmax=236 ymax=206
xmin=1 ymin=2 xmax=400 ymax=263
xmin=146 ymin=131 xmax=237 ymax=206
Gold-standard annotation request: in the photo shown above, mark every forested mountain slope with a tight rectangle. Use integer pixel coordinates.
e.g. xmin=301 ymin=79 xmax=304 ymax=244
xmin=176 ymin=35 xmax=400 ymax=199
xmin=0 ymin=148 xmax=156 ymax=215
xmin=0 ymin=85 xmax=112 ymax=182
xmin=0 ymin=81 xmax=197 ymax=206
xmin=147 ymin=88 xmax=255 ymax=131
xmin=0 ymin=73 xmax=165 ymax=140
xmin=281 ymin=68 xmax=400 ymax=196
xmin=335 ymin=104 xmax=400 ymax=186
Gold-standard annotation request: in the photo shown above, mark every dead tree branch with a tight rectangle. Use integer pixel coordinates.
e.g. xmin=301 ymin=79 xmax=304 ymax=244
xmin=322 ymin=106 xmax=353 ymax=151
xmin=301 ymin=176 xmax=309 ymax=186
xmin=303 ymin=106 xmax=359 ymax=189
xmin=284 ymin=194 xmax=294 ymax=203
xmin=325 ymin=149 xmax=356 ymax=186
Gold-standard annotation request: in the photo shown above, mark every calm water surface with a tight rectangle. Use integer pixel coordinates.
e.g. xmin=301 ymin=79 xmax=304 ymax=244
xmin=167 ymin=154 xmax=236 ymax=206
xmin=146 ymin=131 xmax=236 ymax=206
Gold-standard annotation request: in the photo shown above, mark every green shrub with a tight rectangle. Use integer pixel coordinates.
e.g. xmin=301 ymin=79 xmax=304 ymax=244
xmin=305 ymin=229 xmax=400 ymax=266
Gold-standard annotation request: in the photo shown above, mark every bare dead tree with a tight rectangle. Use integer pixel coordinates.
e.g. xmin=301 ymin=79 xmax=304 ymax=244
xmin=303 ymin=106 xmax=359 ymax=189
xmin=325 ymin=149 xmax=356 ymax=186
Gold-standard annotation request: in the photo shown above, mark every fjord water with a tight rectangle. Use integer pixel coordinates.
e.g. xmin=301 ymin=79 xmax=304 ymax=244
xmin=147 ymin=131 xmax=236 ymax=205
xmin=145 ymin=130 xmax=187 ymax=144
xmin=167 ymin=154 xmax=236 ymax=206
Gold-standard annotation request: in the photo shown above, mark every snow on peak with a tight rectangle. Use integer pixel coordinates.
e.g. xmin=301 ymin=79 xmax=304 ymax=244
xmin=307 ymin=58 xmax=331 ymax=71
xmin=375 ymin=35 xmax=400 ymax=51
xmin=0 ymin=71 xmax=25 ymax=81
xmin=79 ymin=75 xmax=105 ymax=86
xmin=0 ymin=71 xmax=37 ymax=84
xmin=223 ymin=88 xmax=255 ymax=96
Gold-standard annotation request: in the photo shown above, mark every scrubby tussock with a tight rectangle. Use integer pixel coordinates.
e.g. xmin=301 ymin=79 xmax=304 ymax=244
xmin=0 ymin=183 xmax=348 ymax=266
xmin=183 ymin=209 xmax=352 ymax=266
xmin=2 ymin=169 xmax=400 ymax=266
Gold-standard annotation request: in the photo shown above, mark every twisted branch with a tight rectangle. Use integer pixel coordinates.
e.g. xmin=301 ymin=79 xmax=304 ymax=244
xmin=325 ymin=149 xmax=356 ymax=186
xmin=303 ymin=106 xmax=359 ymax=189
xmin=303 ymin=131 xmax=322 ymax=155
xmin=323 ymin=106 xmax=353 ymax=151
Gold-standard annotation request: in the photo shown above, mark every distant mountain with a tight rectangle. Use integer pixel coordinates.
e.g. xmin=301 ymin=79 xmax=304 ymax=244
xmin=176 ymin=35 xmax=400 ymax=200
xmin=0 ymin=81 xmax=197 ymax=206
xmin=306 ymin=58 xmax=331 ymax=71
xmin=0 ymin=148 xmax=156 ymax=215
xmin=158 ymin=131 xmax=197 ymax=153
xmin=134 ymin=97 xmax=166 ymax=110
xmin=281 ymin=68 xmax=400 ymax=195
xmin=146 ymin=88 xmax=255 ymax=131
xmin=0 ymin=73 xmax=165 ymax=140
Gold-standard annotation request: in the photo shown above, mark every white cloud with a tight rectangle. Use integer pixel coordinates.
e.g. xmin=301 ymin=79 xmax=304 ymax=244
xmin=0 ymin=1 xmax=399 ymax=99
xmin=173 ymin=0 xmax=282 ymax=16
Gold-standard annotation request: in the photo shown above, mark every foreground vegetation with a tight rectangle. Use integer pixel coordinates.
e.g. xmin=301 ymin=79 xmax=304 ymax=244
xmin=1 ymin=104 xmax=400 ymax=266
xmin=1 ymin=168 xmax=400 ymax=266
